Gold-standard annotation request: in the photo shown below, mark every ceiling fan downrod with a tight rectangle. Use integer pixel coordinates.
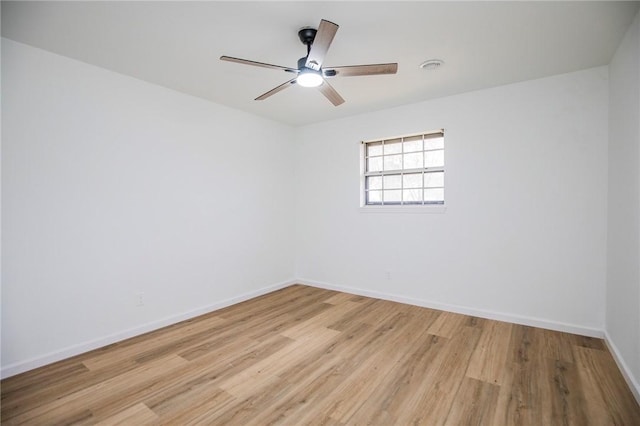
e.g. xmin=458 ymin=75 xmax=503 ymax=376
xmin=298 ymin=27 xmax=317 ymax=56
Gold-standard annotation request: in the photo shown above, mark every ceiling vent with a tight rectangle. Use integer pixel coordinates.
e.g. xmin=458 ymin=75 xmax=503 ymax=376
xmin=419 ymin=59 xmax=444 ymax=70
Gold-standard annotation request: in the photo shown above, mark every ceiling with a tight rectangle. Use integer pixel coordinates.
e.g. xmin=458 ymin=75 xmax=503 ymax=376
xmin=2 ymin=1 xmax=639 ymax=127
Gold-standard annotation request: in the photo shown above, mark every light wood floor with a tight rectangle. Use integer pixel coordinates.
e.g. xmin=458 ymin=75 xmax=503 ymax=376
xmin=2 ymin=285 xmax=639 ymax=425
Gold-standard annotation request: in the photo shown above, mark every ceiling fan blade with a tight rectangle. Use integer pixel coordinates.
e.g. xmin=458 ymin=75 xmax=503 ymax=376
xmin=305 ymin=19 xmax=339 ymax=71
xmin=317 ymin=80 xmax=345 ymax=106
xmin=220 ymin=56 xmax=298 ymax=73
xmin=255 ymin=78 xmax=297 ymax=101
xmin=324 ymin=63 xmax=398 ymax=77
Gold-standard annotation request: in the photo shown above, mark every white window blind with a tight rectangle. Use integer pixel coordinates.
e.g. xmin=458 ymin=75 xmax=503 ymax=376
xmin=363 ymin=130 xmax=444 ymax=206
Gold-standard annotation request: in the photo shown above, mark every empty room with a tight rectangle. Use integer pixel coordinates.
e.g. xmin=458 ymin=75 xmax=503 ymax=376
xmin=2 ymin=1 xmax=640 ymax=424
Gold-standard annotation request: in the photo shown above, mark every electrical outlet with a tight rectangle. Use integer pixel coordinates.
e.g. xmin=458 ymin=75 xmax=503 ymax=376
xmin=385 ymin=271 xmax=392 ymax=280
xmin=135 ymin=292 xmax=145 ymax=307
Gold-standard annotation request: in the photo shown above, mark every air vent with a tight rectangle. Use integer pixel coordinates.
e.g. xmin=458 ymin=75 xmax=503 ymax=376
xmin=419 ymin=59 xmax=444 ymax=70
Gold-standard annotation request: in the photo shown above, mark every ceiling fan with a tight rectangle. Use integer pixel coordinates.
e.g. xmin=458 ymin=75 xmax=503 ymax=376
xmin=220 ymin=19 xmax=398 ymax=106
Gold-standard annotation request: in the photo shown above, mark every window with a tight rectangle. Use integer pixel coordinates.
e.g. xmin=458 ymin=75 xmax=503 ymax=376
xmin=362 ymin=130 xmax=444 ymax=206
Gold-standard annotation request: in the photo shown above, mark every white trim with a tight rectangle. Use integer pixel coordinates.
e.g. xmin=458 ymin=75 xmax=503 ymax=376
xmin=603 ymin=330 xmax=640 ymax=404
xmin=361 ymin=129 xmax=445 ymax=144
xmin=359 ymin=205 xmax=446 ymax=214
xmin=297 ymin=278 xmax=603 ymax=338
xmin=0 ymin=278 xmax=297 ymax=379
xmin=361 ymin=131 xmax=445 ymax=207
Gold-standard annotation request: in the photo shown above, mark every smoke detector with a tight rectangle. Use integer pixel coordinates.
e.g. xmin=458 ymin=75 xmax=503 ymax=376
xmin=419 ymin=59 xmax=444 ymax=70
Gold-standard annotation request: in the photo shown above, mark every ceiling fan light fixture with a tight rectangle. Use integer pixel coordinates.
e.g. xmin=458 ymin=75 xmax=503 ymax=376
xmin=296 ymin=70 xmax=323 ymax=87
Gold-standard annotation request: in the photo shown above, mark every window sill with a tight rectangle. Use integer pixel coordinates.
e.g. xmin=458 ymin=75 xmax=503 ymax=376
xmin=358 ymin=205 xmax=446 ymax=214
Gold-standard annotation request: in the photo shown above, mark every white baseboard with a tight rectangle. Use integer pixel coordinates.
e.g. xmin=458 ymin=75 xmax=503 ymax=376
xmin=603 ymin=330 xmax=640 ymax=404
xmin=1 ymin=278 xmax=296 ymax=379
xmin=297 ymin=278 xmax=604 ymax=338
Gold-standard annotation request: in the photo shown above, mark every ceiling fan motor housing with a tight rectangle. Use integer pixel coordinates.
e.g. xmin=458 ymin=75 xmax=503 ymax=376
xmin=297 ymin=56 xmax=308 ymax=70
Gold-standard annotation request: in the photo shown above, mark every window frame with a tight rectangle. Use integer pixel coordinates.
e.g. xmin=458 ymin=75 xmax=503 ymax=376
xmin=360 ymin=130 xmax=445 ymax=211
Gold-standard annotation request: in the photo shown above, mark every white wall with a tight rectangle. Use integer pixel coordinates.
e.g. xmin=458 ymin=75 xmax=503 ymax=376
xmin=0 ymin=35 xmax=621 ymax=379
xmin=295 ymin=67 xmax=609 ymax=334
xmin=607 ymin=10 xmax=640 ymax=395
xmin=1 ymin=39 xmax=295 ymax=375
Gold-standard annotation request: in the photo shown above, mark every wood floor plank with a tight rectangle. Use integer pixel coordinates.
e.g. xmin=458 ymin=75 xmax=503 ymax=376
xmin=546 ymin=358 xmax=590 ymax=425
xmin=82 ymin=316 xmax=226 ymax=370
xmin=109 ymin=334 xmax=289 ymax=426
xmin=345 ymin=331 xmax=445 ymax=424
xmin=316 ymin=312 xmax=435 ymax=423
xmin=213 ymin=320 xmax=381 ymax=424
xmin=571 ymin=334 xmax=606 ymax=351
xmin=325 ymin=297 xmax=378 ymax=331
xmin=427 ymin=310 xmax=469 ymax=338
xmin=193 ymin=288 xmax=334 ymax=346
xmin=94 ymin=334 xmax=292 ymax=422
xmin=279 ymin=312 xmax=422 ymax=425
xmin=369 ymin=333 xmax=444 ymax=423
xmin=245 ymin=361 xmax=344 ymax=425
xmin=219 ymin=327 xmax=340 ymax=399
xmin=465 ymin=319 xmax=513 ymax=385
xmin=573 ymin=345 xmax=640 ymax=425
xmin=2 ymin=285 xmax=638 ymax=425
xmin=323 ymin=292 xmax=357 ymax=305
xmin=1 ymin=359 xmax=89 ymax=395
xmin=7 ymin=355 xmax=188 ymax=424
xmin=354 ymin=298 xmax=404 ymax=326
xmin=244 ymin=300 xmax=332 ymax=341
xmin=279 ymin=301 xmax=362 ymax=339
xmin=252 ymin=322 xmax=401 ymax=425
xmin=537 ymin=328 xmax=576 ymax=363
xmin=492 ymin=325 xmax=548 ymax=426
xmin=1 ymin=361 xmax=95 ymax=418
xmin=94 ymin=402 xmax=158 ymax=426
xmin=393 ymin=325 xmax=483 ymax=425
xmin=490 ymin=324 xmax=602 ymax=426
xmin=280 ymin=321 xmax=374 ymax=386
xmin=330 ymin=333 xmax=426 ymax=421
xmin=444 ymin=377 xmax=500 ymax=425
